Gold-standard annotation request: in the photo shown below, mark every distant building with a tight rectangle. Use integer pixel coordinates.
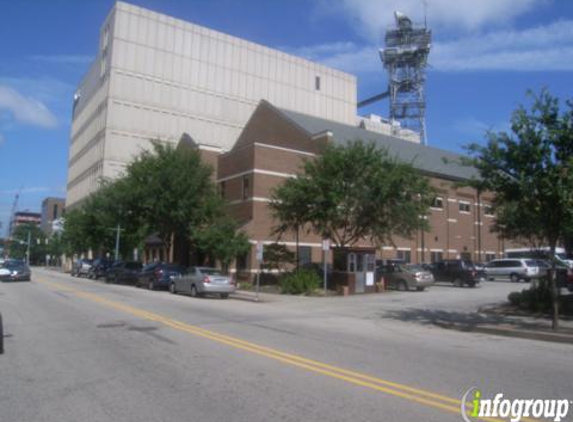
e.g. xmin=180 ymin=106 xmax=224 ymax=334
xmin=10 ymin=211 xmax=41 ymax=235
xmin=41 ymin=197 xmax=66 ymax=235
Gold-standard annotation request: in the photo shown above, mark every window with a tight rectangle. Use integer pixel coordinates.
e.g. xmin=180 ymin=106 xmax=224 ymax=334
xmin=220 ymin=181 xmax=226 ymax=199
xmin=315 ymin=76 xmax=321 ymax=91
xmin=460 ymin=252 xmax=472 ymax=261
xmin=53 ymin=204 xmax=58 ymax=219
xmin=236 ymin=253 xmax=247 ymax=271
xmin=459 ymin=202 xmax=471 ymax=213
xmin=431 ymin=197 xmax=443 ymax=210
xmin=397 ymin=249 xmax=411 ymax=263
xmin=298 ymin=246 xmax=311 ymax=266
xmin=242 ymin=176 xmax=250 ymax=200
xmin=430 ymin=251 xmax=443 ymax=263
xmin=484 ymin=205 xmax=494 ymax=216
xmin=102 ymin=25 xmax=110 ymax=50
xmin=485 ymin=253 xmax=496 ymax=262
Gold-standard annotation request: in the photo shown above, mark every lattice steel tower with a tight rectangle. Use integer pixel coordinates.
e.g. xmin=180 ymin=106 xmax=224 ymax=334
xmin=380 ymin=12 xmax=431 ymax=144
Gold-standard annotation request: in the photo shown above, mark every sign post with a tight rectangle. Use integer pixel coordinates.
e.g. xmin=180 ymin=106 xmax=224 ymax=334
xmin=322 ymin=239 xmax=330 ymax=296
xmin=255 ymin=242 xmax=264 ymax=302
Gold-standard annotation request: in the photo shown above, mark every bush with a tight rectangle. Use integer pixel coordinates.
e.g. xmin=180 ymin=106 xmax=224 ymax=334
xmin=507 ymin=278 xmax=560 ymax=313
xmin=280 ymin=269 xmax=320 ymax=295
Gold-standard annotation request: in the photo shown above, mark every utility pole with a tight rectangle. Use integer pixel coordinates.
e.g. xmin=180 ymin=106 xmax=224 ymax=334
xmin=26 ymin=230 xmax=31 ymax=265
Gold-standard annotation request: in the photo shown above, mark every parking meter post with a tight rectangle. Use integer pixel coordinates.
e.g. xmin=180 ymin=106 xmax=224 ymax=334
xmin=322 ymin=240 xmax=330 ymax=296
xmin=255 ymin=242 xmax=264 ymax=302
xmin=0 ymin=312 xmax=4 ymax=354
xmin=323 ymin=253 xmax=327 ymax=295
xmin=255 ymin=267 xmax=260 ymax=302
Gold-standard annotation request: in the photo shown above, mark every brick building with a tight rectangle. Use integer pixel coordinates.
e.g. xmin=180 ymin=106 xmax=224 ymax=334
xmin=213 ymin=101 xmax=509 ymax=275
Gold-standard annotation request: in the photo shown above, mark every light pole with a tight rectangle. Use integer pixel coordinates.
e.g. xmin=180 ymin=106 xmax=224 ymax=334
xmin=111 ymin=223 xmax=124 ymax=261
xmin=26 ymin=231 xmax=31 ymax=265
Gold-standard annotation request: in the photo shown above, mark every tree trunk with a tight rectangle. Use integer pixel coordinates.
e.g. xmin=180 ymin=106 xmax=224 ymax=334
xmin=549 ymin=243 xmax=559 ymax=331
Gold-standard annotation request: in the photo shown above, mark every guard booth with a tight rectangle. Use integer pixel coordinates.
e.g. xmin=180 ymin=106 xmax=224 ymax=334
xmin=332 ymin=247 xmax=377 ymax=294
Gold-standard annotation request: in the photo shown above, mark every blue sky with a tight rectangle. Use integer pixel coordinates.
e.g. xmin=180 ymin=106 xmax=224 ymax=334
xmin=1 ymin=0 xmax=572 ymax=235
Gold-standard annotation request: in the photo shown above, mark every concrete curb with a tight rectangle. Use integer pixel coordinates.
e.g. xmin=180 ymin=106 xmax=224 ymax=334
xmin=434 ymin=320 xmax=573 ymax=344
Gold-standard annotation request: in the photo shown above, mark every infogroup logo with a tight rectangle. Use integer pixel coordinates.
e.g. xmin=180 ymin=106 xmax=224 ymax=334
xmin=461 ymin=387 xmax=571 ymax=422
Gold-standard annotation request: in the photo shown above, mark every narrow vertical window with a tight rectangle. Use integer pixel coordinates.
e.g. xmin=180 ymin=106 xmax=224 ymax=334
xmin=242 ymin=176 xmax=250 ymax=200
xmin=220 ymin=181 xmax=226 ymax=199
xmin=315 ymin=76 xmax=321 ymax=91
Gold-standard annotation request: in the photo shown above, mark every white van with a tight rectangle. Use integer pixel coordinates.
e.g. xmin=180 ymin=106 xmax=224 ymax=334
xmin=505 ymin=247 xmax=573 ymax=268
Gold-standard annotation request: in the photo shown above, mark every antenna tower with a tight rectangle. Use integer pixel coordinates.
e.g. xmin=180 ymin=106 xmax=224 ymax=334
xmin=380 ymin=11 xmax=431 ymax=144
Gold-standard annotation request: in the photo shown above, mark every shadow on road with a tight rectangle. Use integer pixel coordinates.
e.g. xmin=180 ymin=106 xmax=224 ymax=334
xmin=379 ymin=308 xmax=564 ymax=332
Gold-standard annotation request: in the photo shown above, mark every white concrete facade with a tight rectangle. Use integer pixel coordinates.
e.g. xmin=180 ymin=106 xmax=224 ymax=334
xmin=67 ymin=1 xmax=357 ymax=207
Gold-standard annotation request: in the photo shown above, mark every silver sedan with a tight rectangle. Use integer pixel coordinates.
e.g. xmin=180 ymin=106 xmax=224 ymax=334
xmin=170 ymin=267 xmax=235 ymax=299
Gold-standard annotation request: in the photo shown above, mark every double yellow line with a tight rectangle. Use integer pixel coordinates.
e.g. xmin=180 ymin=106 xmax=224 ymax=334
xmin=39 ymin=278 xmax=538 ymax=422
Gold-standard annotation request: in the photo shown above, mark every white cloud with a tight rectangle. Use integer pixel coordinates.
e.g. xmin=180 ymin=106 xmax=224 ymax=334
xmin=320 ymin=0 xmax=544 ymax=41
xmin=0 ymin=85 xmax=58 ymax=129
xmin=452 ymin=117 xmax=511 ymax=139
xmin=432 ymin=19 xmax=573 ymax=71
xmin=282 ymin=42 xmax=381 ymax=73
xmin=27 ymin=54 xmax=92 ymax=65
xmin=285 ymin=19 xmax=573 ymax=73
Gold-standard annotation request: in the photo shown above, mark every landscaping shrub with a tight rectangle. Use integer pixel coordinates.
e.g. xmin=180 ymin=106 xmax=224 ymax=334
xmin=280 ymin=269 xmax=320 ymax=295
xmin=506 ymin=278 xmax=570 ymax=314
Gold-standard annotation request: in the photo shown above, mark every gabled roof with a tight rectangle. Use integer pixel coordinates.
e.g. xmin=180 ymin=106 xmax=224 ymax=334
xmin=277 ymin=107 xmax=478 ymax=181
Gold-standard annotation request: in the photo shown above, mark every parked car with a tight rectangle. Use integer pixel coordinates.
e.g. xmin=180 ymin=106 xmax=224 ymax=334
xmin=377 ymin=263 xmax=434 ymax=291
xmin=0 ymin=259 xmax=31 ymax=282
xmin=430 ymin=260 xmax=484 ymax=287
xmin=171 ymin=267 xmax=235 ymax=298
xmin=71 ymin=258 xmax=93 ymax=277
xmin=136 ymin=262 xmax=186 ymax=290
xmin=484 ymin=259 xmax=543 ymax=283
xmin=105 ymin=261 xmax=143 ymax=285
xmin=375 ymin=259 xmax=405 ymax=280
xmin=518 ymin=259 xmax=573 ymax=290
xmin=87 ymin=258 xmax=113 ymax=280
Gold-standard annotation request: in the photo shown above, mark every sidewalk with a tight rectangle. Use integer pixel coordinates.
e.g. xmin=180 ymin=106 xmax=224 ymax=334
xmin=436 ymin=308 xmax=573 ymax=344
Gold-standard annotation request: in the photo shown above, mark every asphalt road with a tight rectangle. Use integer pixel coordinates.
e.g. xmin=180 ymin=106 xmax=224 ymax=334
xmin=1 ymin=268 xmax=571 ymax=422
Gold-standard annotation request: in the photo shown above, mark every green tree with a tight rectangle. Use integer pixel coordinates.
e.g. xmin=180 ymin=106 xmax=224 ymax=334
xmin=10 ymin=223 xmax=46 ymax=264
xmin=261 ymin=243 xmax=296 ymax=272
xmin=122 ymin=141 xmax=219 ymax=259
xmin=192 ymin=216 xmax=250 ymax=274
xmin=464 ymin=89 xmax=573 ymax=330
xmin=270 ymin=140 xmax=433 ymax=248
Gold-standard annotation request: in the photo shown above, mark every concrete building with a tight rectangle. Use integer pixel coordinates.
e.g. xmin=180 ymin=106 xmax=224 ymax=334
xmin=41 ymin=197 xmax=65 ymax=236
xmin=67 ymin=1 xmax=357 ymax=208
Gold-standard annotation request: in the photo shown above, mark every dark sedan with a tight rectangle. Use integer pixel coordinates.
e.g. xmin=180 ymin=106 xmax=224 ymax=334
xmin=136 ymin=262 xmax=185 ymax=290
xmin=105 ymin=261 xmax=142 ymax=285
xmin=0 ymin=260 xmax=32 ymax=282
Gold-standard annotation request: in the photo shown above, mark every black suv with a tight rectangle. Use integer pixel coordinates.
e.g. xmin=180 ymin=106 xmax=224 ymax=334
xmin=430 ymin=260 xmax=484 ymax=287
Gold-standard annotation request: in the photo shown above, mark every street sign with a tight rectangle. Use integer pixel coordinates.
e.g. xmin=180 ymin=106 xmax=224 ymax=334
xmin=322 ymin=239 xmax=330 ymax=251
